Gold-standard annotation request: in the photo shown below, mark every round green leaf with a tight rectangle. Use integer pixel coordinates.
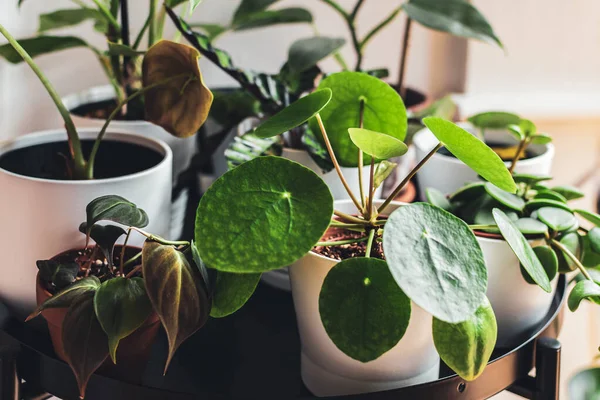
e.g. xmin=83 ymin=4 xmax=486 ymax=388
xmin=449 ymin=182 xmax=485 ymax=203
xmin=210 ymin=271 xmax=261 ymax=318
xmin=94 ymin=277 xmax=153 ymax=363
xmin=514 ymin=218 xmax=548 ymax=235
xmin=196 ymin=157 xmax=333 ymax=273
xmin=555 ymin=232 xmax=582 ymax=273
xmin=552 ymin=185 xmax=584 ymax=201
xmin=588 ymin=228 xmax=600 ymax=254
xmin=348 ymin=128 xmax=408 ymax=160
xmin=534 ymin=190 xmax=567 ymax=203
xmin=384 ymin=203 xmax=487 ymax=323
xmin=484 ymin=182 xmax=525 ymax=211
xmin=423 ymin=117 xmax=516 ymax=194
xmin=525 ymin=199 xmax=573 ymax=213
xmin=583 ymin=235 xmax=600 ymax=268
xmin=512 ymin=173 xmax=553 ymax=185
xmin=520 ymin=246 xmax=558 ymax=284
xmin=530 ymin=134 xmax=552 ymax=145
xmin=493 ymin=209 xmax=551 ymax=292
xmin=253 ymin=89 xmax=332 ymax=138
xmin=309 ymin=71 xmax=407 ymax=167
xmin=319 ymin=258 xmax=411 ymax=362
xmin=433 ymin=297 xmax=497 ymax=381
xmin=568 ymin=280 xmax=600 ymax=312
xmin=537 ymin=207 xmax=577 ymax=232
xmin=426 ymin=188 xmax=452 ymax=212
xmin=467 ymin=111 xmax=521 ymax=130
xmin=575 ymin=209 xmax=600 ymax=227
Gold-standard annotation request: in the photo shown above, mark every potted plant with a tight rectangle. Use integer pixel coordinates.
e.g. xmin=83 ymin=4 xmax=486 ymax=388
xmin=414 ymin=113 xmax=555 ymax=199
xmin=192 ymin=78 xmax=520 ymax=395
xmin=0 ymin=24 xmax=211 ymax=318
xmin=426 ymin=165 xmax=600 ymax=346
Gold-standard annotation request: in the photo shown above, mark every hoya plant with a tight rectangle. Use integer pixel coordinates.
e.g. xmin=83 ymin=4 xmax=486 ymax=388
xmin=28 ymin=195 xmax=211 ymax=398
xmin=192 ymin=72 xmax=520 ymax=381
xmin=0 ymin=24 xmax=213 ymax=179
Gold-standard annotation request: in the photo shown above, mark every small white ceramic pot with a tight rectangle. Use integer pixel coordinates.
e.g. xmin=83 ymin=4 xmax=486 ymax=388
xmin=63 ymin=85 xmax=194 ymax=239
xmin=289 ymin=200 xmax=440 ymax=397
xmin=0 ymin=129 xmax=172 ymax=319
xmin=413 ymin=124 xmax=555 ymax=200
xmin=476 ymin=233 xmax=558 ymax=347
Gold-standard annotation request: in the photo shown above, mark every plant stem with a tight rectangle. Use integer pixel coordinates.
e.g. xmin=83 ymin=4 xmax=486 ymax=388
xmin=469 ymin=224 xmax=498 ymax=230
xmin=135 ymin=11 xmax=153 ymax=50
xmin=125 ymin=263 xmax=142 ymax=279
xmin=357 ymin=99 xmax=366 ymax=210
xmin=0 ymin=24 xmax=87 ymax=179
xmin=379 ymin=142 xmax=443 ymax=214
xmin=329 ymin=221 xmax=366 ymax=229
xmin=317 ymin=237 xmax=368 ymax=247
xmin=551 ymin=239 xmax=593 ymax=281
xmin=365 ymin=229 xmax=375 ymax=258
xmin=91 ymin=0 xmax=120 ymax=31
xmin=148 ymin=0 xmax=157 ymax=47
xmin=367 ymin=157 xmax=375 ymax=219
xmin=315 ymin=114 xmax=362 ymax=210
xmin=121 ymin=0 xmax=131 ymax=83
xmin=509 ymin=138 xmax=529 ymax=174
xmin=397 ymin=17 xmax=412 ymax=99
xmin=319 ymin=0 xmax=348 ymax=19
xmin=130 ymin=227 xmax=190 ymax=247
xmin=360 ymin=6 xmax=402 ymax=51
xmin=334 ymin=210 xmax=370 ymax=225
xmin=119 ymin=228 xmax=133 ymax=275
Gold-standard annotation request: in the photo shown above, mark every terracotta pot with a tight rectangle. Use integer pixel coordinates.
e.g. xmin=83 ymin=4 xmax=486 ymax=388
xmin=394 ymin=181 xmax=417 ymax=203
xmin=35 ymin=247 xmax=161 ymax=383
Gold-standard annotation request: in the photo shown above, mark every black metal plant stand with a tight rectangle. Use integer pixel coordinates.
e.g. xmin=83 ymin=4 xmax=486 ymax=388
xmin=0 ymin=276 xmax=567 ymax=400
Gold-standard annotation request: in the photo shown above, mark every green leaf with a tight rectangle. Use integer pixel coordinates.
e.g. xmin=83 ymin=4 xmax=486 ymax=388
xmin=62 ymin=292 xmax=109 ymax=398
xmin=575 ymin=209 xmax=600 ymax=227
xmin=423 ymin=117 xmax=516 ymax=193
xmin=426 ymin=188 xmax=452 ymax=212
xmin=555 ymin=232 xmax=583 ymax=273
xmin=233 ymin=8 xmax=313 ymax=31
xmin=525 ymin=199 xmax=573 ymax=213
xmin=107 ymin=42 xmax=145 ymax=57
xmin=530 ymin=134 xmax=552 ymax=145
xmin=189 ymin=0 xmax=203 ymax=12
xmin=210 ymin=272 xmax=261 ymax=318
xmin=190 ymin=240 xmax=211 ymax=293
xmin=588 ymin=228 xmax=600 ymax=254
xmin=348 ymin=128 xmax=408 ymax=160
xmin=402 ymin=0 xmax=502 ymax=47
xmin=85 ymin=195 xmax=148 ymax=236
xmin=309 ymin=71 xmax=407 ymax=167
xmin=467 ymin=111 xmax=521 ymax=130
xmin=493 ymin=209 xmax=552 ymax=292
xmin=233 ymin=0 xmax=278 ymax=24
xmin=583 ymin=235 xmax=600 ymax=268
xmin=537 ymin=207 xmax=577 ymax=232
xmin=253 ymin=89 xmax=332 ymax=138
xmin=383 ymin=203 xmax=487 ymax=323
xmin=484 ymin=182 xmax=525 ymax=211
xmin=568 ymin=280 xmax=600 ymax=311
xmin=142 ymin=241 xmax=210 ymax=372
xmin=78 ymin=223 xmax=126 ymax=267
xmin=38 ymin=8 xmax=108 ymax=33
xmin=569 ymin=368 xmax=600 ymax=400
xmin=288 ymin=37 xmax=345 ymax=73
xmin=36 ymin=260 xmax=79 ymax=290
xmin=0 ymin=36 xmax=88 ymax=64
xmin=209 ymin=89 xmax=260 ymax=127
xmin=373 ymin=160 xmax=397 ymax=190
xmin=319 ymin=258 xmax=411 ymax=362
xmin=196 ymin=157 xmax=333 ymax=273
xmin=27 ymin=277 xmax=101 ymax=321
xmin=433 ymin=297 xmax=497 ymax=381
xmin=449 ymin=182 xmax=485 ymax=203
xmin=520 ymin=246 xmax=558 ymax=284
xmin=94 ymin=277 xmax=153 ymax=363
xmin=513 ymin=173 xmax=553 ymax=186
xmin=534 ymin=190 xmax=567 ymax=203
xmin=514 ymin=218 xmax=548 ymax=236
xmin=552 ymin=185 xmax=584 ymax=201
xmin=189 ymin=23 xmax=228 ymax=41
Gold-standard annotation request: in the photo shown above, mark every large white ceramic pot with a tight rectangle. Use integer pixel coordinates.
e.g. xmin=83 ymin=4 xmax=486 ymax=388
xmin=0 ymin=129 xmax=172 ymax=319
xmin=63 ymin=85 xmax=194 ymax=239
xmin=476 ymin=233 xmax=558 ymax=347
xmin=289 ymin=200 xmax=440 ymax=397
xmin=413 ymin=124 xmax=555 ymax=200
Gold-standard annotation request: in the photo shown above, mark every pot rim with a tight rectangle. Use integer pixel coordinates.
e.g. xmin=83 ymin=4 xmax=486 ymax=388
xmin=473 ymin=229 xmax=544 ymax=244
xmin=0 ymin=129 xmax=172 ymax=184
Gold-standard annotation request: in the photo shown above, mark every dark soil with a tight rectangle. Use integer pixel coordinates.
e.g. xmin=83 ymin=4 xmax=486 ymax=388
xmin=71 ymin=98 xmax=144 ymax=121
xmin=0 ymin=139 xmax=163 ymax=180
xmin=438 ymin=141 xmax=537 ymax=162
xmin=314 ymin=230 xmax=385 ymax=261
xmin=389 ymin=86 xmax=427 ymax=109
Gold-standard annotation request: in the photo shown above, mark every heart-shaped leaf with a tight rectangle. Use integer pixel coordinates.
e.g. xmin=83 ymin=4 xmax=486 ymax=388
xmin=537 ymin=207 xmax=577 ymax=232
xmin=94 ymin=277 xmax=153 ymax=363
xmin=552 ymin=185 xmax=584 ymax=201
xmin=402 ymin=0 xmax=502 ymax=47
xmin=534 ymin=190 xmax=567 ymax=203
xmin=79 ymin=223 xmax=126 ymax=267
xmin=525 ymin=199 xmax=573 ymax=213
xmin=520 ymin=246 xmax=558 ymax=284
xmin=253 ymin=89 xmax=332 ymax=138
xmin=384 ymin=203 xmax=487 ymax=323
xmin=319 ymin=258 xmax=411 ymax=362
xmin=575 ymin=209 xmax=600 ymax=227
xmin=468 ymin=111 xmax=521 ymax=130
xmin=38 ymin=9 xmax=108 ymax=33
xmin=433 ymin=297 xmax=497 ymax=381
xmin=288 ymin=37 xmax=345 ymax=73
xmin=493 ymin=209 xmax=551 ymax=292
xmin=588 ymin=228 xmax=600 ymax=254
xmin=196 ymin=157 xmax=333 ymax=273
xmin=309 ymin=71 xmax=407 ymax=167
xmin=514 ymin=218 xmax=548 ymax=235
xmin=36 ymin=260 xmax=79 ymax=290
xmin=210 ymin=271 xmax=261 ymax=318
xmin=426 ymin=188 xmax=452 ymax=212
xmin=449 ymin=182 xmax=485 ymax=203
xmin=348 ymin=128 xmax=408 ymax=160
xmin=85 ymin=195 xmax=148 ymax=237
xmin=484 ymin=182 xmax=525 ymax=211
xmin=0 ymin=36 xmax=88 ymax=64
xmin=142 ymin=241 xmax=210 ymax=372
xmin=568 ymin=280 xmax=600 ymax=311
xmin=423 ymin=117 xmax=516 ymax=193
xmin=62 ymin=292 xmax=109 ymax=399
xmin=143 ymin=40 xmax=214 ymax=138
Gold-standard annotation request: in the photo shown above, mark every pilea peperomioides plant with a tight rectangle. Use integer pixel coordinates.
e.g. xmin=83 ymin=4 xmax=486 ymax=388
xmin=28 ymin=195 xmax=211 ymax=398
xmin=192 ymin=72 xmax=520 ymax=381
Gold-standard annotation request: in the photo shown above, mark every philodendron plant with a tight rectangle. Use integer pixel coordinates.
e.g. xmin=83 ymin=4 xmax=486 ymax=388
xmin=191 ymin=71 xmax=520 ymax=381
xmin=0 ymin=24 xmax=212 ymax=179
xmin=28 ymin=195 xmax=211 ymax=398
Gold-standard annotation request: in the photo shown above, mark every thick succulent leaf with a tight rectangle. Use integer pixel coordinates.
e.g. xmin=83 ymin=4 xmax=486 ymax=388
xmin=402 ymin=0 xmax=502 ymax=47
xmin=38 ymin=9 xmax=108 ymax=33
xmin=36 ymin=260 xmax=80 ymax=290
xmin=520 ymin=246 xmax=558 ymax=285
xmin=575 ymin=209 xmax=600 ymax=227
xmin=94 ymin=277 xmax=153 ymax=363
xmin=348 ymin=128 xmax=408 ymax=160
xmin=493 ymin=209 xmax=552 ymax=292
xmin=525 ymin=199 xmax=573 ymax=213
xmin=583 ymin=235 xmax=600 ymax=268
xmin=449 ymin=182 xmax=486 ymax=203
xmin=62 ymin=292 xmax=109 ymax=399
xmin=233 ymin=0 xmax=278 ymax=24
xmin=27 ymin=277 xmax=100 ymax=321
xmin=588 ymin=228 xmax=600 ymax=254
xmin=143 ymin=40 xmax=213 ymax=138
xmin=384 ymin=203 xmax=487 ymax=323
xmin=433 ymin=297 xmax=497 ymax=381
xmin=534 ymin=190 xmax=568 ymax=203
xmin=288 ymin=37 xmax=345 ymax=73
xmin=426 ymin=188 xmax=452 ymax=212
xmin=142 ymin=241 xmax=210 ymax=372
xmin=309 ymin=71 xmax=407 ymax=167
xmin=0 ymin=36 xmax=88 ymax=63
xmin=196 ymin=157 xmax=333 ymax=273
xmin=514 ymin=218 xmax=548 ymax=236
xmin=423 ymin=117 xmax=516 ymax=193
xmin=537 ymin=207 xmax=577 ymax=232
xmin=513 ymin=173 xmax=553 ymax=186
xmin=319 ymin=258 xmax=411 ymax=362
xmin=85 ymin=195 xmax=148 ymax=236
xmin=210 ymin=271 xmax=261 ymax=318
xmin=569 ymin=368 xmax=600 ymax=400
xmin=252 ymin=89 xmax=332 ymax=138
xmin=555 ymin=232 xmax=582 ymax=273
xmin=552 ymin=185 xmax=585 ymax=201
xmin=568 ymin=280 xmax=600 ymax=311
xmin=467 ymin=111 xmax=521 ymax=130
xmin=484 ymin=182 xmax=525 ymax=211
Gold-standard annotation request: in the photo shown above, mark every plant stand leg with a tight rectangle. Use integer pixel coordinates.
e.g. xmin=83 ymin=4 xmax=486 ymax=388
xmin=0 ymin=332 xmax=20 ymax=400
xmin=534 ymin=337 xmax=561 ymax=400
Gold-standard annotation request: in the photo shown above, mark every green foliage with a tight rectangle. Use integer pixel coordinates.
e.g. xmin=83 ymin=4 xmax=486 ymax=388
xmin=210 ymin=271 xmax=261 ymax=318
xmin=38 ymin=9 xmax=108 ymax=33
xmin=0 ymin=36 xmax=88 ymax=63
xmin=425 ymin=188 xmax=452 ymax=212
xmin=85 ymin=195 xmax=149 ymax=237
xmin=36 ymin=260 xmax=79 ymax=291
xmin=348 ymin=128 xmax=409 ymax=160
xmin=28 ymin=277 xmax=101 ymax=321
xmin=288 ymin=37 xmax=345 ymax=73
xmin=569 ymin=368 xmax=600 ymax=400
xmin=568 ymin=280 xmax=600 ymax=311
xmin=468 ymin=112 xmax=521 ymax=130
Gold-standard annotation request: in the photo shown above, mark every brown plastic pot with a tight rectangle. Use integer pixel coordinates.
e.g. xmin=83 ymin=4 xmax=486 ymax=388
xmin=36 ymin=246 xmax=161 ymax=383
